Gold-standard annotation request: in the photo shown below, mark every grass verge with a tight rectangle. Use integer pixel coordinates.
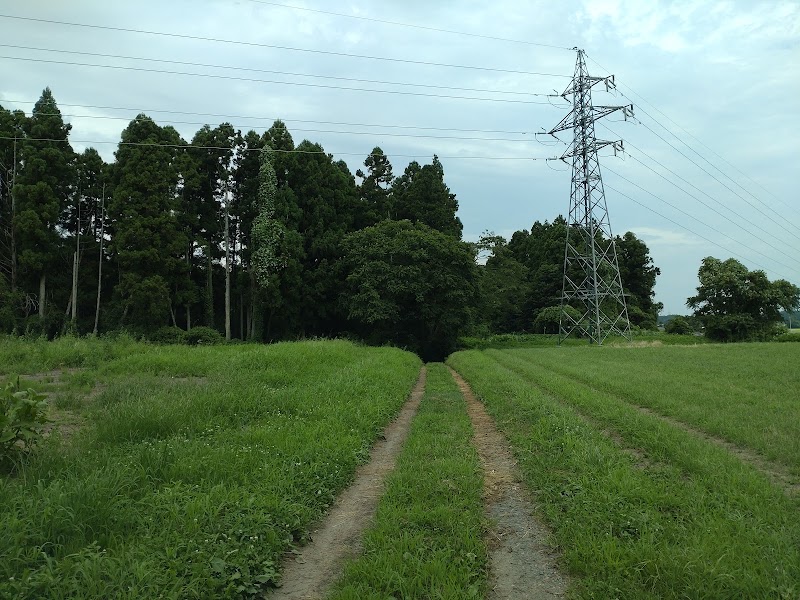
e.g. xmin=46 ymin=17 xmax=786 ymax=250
xmin=329 ymin=363 xmax=486 ymax=600
xmin=448 ymin=349 xmax=800 ymax=599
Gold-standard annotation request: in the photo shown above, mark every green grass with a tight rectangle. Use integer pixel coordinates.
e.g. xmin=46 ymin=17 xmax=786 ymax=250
xmin=0 ymin=339 xmax=421 ymax=599
xmin=330 ymin=363 xmax=486 ymax=600
xmin=448 ymin=346 xmax=800 ymax=599
xmin=502 ymin=344 xmax=800 ymax=474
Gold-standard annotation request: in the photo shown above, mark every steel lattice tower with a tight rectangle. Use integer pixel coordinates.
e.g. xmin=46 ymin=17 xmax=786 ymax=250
xmin=548 ymin=49 xmax=633 ymax=345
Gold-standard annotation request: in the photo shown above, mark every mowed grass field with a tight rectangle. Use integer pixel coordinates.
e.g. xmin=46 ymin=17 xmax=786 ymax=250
xmin=0 ymin=337 xmax=421 ymax=598
xmin=448 ymin=343 xmax=800 ymax=599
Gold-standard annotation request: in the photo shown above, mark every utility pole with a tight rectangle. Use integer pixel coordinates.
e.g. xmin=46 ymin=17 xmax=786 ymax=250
xmin=549 ymin=48 xmax=633 ymax=345
xmin=224 ymin=186 xmax=231 ymax=341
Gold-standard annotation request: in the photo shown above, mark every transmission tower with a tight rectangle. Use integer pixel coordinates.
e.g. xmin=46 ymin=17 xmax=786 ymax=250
xmin=548 ymin=49 xmax=633 ymax=345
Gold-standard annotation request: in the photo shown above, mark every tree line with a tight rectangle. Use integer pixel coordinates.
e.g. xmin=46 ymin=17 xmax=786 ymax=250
xmin=1 ymin=88 xmax=663 ymax=358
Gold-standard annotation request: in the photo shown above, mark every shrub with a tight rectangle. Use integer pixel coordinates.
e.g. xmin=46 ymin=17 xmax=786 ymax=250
xmin=1 ymin=379 xmax=48 ymax=472
xmin=150 ymin=326 xmax=189 ymax=345
xmin=185 ymin=326 xmax=223 ymax=346
xmin=665 ymin=316 xmax=693 ymax=335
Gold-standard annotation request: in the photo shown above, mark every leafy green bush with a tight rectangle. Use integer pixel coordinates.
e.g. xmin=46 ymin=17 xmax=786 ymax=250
xmin=185 ymin=326 xmax=223 ymax=346
xmin=775 ymin=332 xmax=800 ymax=343
xmin=1 ymin=379 xmax=48 ymax=471
xmin=150 ymin=326 xmax=189 ymax=345
xmin=665 ymin=316 xmax=693 ymax=335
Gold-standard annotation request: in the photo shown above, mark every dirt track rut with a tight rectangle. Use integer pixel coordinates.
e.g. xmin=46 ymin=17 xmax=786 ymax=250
xmin=268 ymin=366 xmax=427 ymax=600
xmin=449 ymin=367 xmax=568 ymax=600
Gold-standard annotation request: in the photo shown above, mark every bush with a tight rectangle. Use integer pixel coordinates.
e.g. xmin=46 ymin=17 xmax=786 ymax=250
xmin=150 ymin=326 xmax=189 ymax=345
xmin=665 ymin=316 xmax=694 ymax=335
xmin=775 ymin=333 xmax=800 ymax=343
xmin=185 ymin=326 xmax=223 ymax=346
xmin=1 ymin=379 xmax=48 ymax=472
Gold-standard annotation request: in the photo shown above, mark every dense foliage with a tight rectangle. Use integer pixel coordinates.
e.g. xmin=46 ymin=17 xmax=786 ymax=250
xmin=1 ymin=89 xmax=672 ymax=356
xmin=687 ymin=257 xmax=800 ymax=342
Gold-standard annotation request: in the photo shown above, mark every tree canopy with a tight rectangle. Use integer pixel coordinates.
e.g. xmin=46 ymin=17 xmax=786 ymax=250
xmin=0 ymin=88 xmax=693 ymax=357
xmin=687 ymin=257 xmax=800 ymax=342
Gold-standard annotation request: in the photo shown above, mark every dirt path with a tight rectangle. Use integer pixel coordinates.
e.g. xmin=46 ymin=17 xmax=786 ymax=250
xmin=269 ymin=366 xmax=427 ymax=600
xmin=449 ymin=367 xmax=568 ymax=600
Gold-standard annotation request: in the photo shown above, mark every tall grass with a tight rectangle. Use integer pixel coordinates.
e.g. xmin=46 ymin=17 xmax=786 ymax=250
xmin=0 ymin=340 xmax=420 ymax=599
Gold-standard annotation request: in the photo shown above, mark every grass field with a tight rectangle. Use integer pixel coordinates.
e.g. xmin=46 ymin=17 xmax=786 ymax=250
xmin=0 ymin=338 xmax=420 ymax=598
xmin=3 ymin=337 xmax=800 ymax=598
xmin=448 ymin=344 xmax=800 ymax=598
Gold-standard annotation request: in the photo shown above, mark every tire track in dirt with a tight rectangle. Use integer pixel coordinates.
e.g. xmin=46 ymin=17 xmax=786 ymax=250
xmin=268 ymin=366 xmax=427 ymax=600
xmin=448 ymin=367 xmax=568 ymax=600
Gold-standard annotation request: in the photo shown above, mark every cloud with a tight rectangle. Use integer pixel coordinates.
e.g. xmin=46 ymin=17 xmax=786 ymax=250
xmin=632 ymin=226 xmax=705 ymax=247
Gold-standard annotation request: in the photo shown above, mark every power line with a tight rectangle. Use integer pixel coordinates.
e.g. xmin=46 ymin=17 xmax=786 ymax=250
xmin=0 ymin=135 xmax=556 ymax=160
xmin=0 ymin=55 xmax=565 ymax=106
xmin=0 ymin=44 xmax=566 ymax=100
xmin=605 ymin=182 xmax=784 ymax=280
xmin=244 ymin=0 xmax=574 ymax=50
xmin=584 ymin=52 xmax=799 ymax=220
xmin=0 ymin=99 xmax=537 ymax=135
xmin=0 ymin=14 xmax=573 ymax=78
xmin=630 ymin=117 xmax=800 ymax=243
xmin=599 ymin=123 xmax=800 ymax=253
xmin=604 ymin=163 xmax=799 ymax=273
xmin=24 ymin=113 xmax=541 ymax=144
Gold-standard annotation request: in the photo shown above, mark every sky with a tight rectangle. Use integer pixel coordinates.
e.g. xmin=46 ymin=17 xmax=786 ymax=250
xmin=1 ymin=0 xmax=798 ymax=315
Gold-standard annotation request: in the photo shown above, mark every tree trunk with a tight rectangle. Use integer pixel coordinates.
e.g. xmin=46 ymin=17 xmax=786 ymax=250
xmin=225 ymin=203 xmax=231 ymax=341
xmin=240 ymin=291 xmax=245 ymax=341
xmin=71 ymin=198 xmax=81 ymax=323
xmin=170 ymin=304 xmax=177 ymax=327
xmin=39 ymin=273 xmax=46 ymax=320
xmin=70 ymin=250 xmax=78 ymax=322
xmin=92 ymin=186 xmax=105 ymax=336
xmin=10 ymin=138 xmax=17 ymax=292
xmin=206 ymin=245 xmax=214 ymax=328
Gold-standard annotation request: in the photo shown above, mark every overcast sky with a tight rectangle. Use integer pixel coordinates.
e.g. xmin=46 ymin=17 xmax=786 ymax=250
xmin=1 ymin=0 xmax=798 ymax=314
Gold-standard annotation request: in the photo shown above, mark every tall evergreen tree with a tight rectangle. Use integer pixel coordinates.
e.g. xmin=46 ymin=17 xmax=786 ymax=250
xmin=355 ymin=147 xmax=394 ymax=228
xmin=286 ymin=140 xmax=358 ymax=335
xmin=615 ymin=231 xmax=662 ymax=328
xmin=0 ymin=104 xmax=26 ymax=317
xmin=108 ymin=115 xmax=188 ymax=330
xmin=184 ymin=123 xmax=237 ymax=329
xmin=392 ymin=156 xmax=462 ymax=238
xmin=13 ymin=88 xmax=74 ymax=325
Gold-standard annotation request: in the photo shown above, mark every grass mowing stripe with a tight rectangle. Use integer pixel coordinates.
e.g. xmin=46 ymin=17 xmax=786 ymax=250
xmin=329 ymin=363 xmax=486 ymax=600
xmin=1 ymin=340 xmax=421 ymax=599
xmin=493 ymin=349 xmax=799 ymax=496
xmin=448 ymin=350 xmax=800 ymax=599
xmin=501 ymin=349 xmax=799 ymax=492
xmin=505 ymin=345 xmax=800 ymax=474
